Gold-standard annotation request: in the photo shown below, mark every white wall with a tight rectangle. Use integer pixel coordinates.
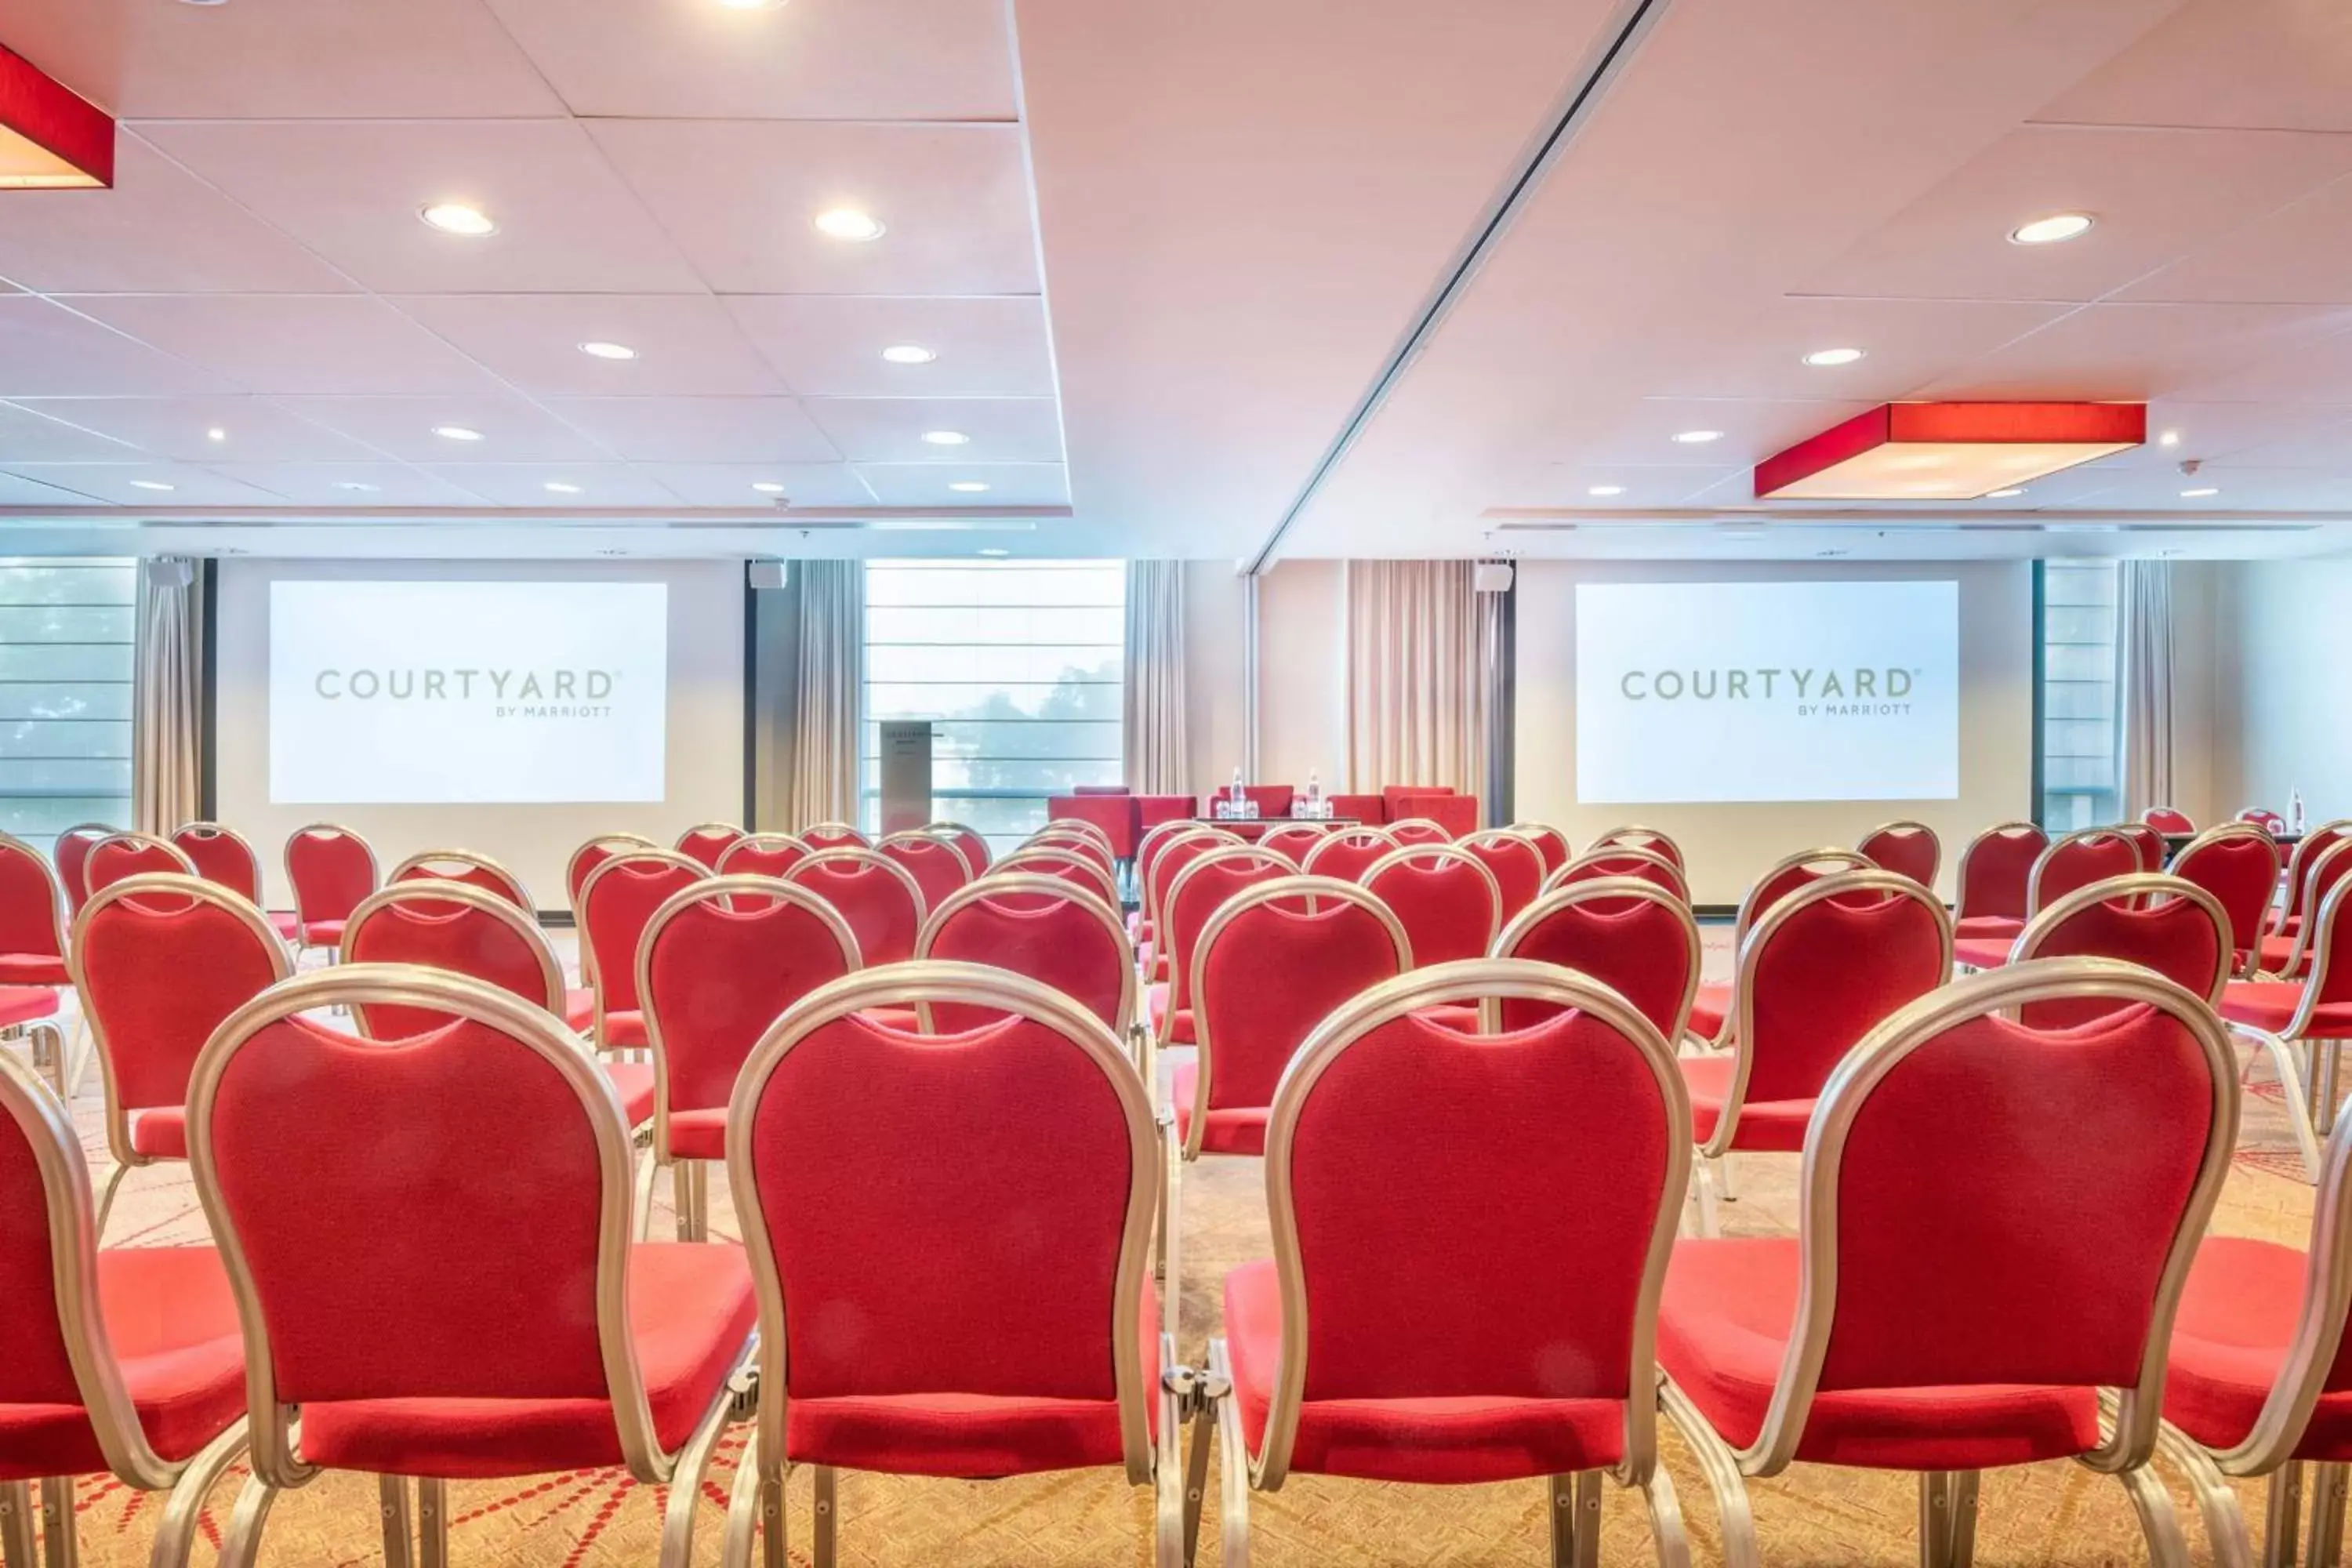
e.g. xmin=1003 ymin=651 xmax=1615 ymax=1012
xmin=216 ymin=559 xmax=745 ymax=912
xmin=1512 ymin=559 xmax=2034 ymax=905
xmin=2207 ymin=559 xmax=2352 ymax=823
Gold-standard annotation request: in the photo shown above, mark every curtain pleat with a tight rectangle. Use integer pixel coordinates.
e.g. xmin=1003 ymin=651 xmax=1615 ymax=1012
xmin=2116 ymin=559 xmax=2175 ymax=818
xmin=786 ymin=559 xmax=866 ymax=828
xmin=132 ymin=558 xmax=201 ymax=835
xmin=1343 ymin=560 xmax=1490 ymax=798
xmin=1123 ymin=561 xmax=1189 ymax=794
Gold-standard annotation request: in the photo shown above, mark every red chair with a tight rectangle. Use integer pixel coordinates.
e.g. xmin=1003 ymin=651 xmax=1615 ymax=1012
xmin=172 ymin=822 xmax=303 ymax=945
xmin=989 ymin=845 xmax=1121 ymax=906
xmin=579 ymin=848 xmax=708 ymax=1050
xmin=1209 ymin=960 xmax=1693 ymax=1566
xmin=1136 ymin=793 xmax=1198 ymax=839
xmin=1682 ymin=869 xmax=1951 ymax=1234
xmin=1545 ymin=845 xmax=1689 ymax=903
xmin=1857 ymin=819 xmax=1940 ymax=889
xmin=53 ymin=822 xmax=113 ymax=917
xmin=1140 ymin=826 xmax=1242 ymax=975
xmin=285 ymin=822 xmax=379 ymax=956
xmin=2262 ymin=839 xmax=2352 ymax=981
xmin=800 ymin=821 xmax=869 ymax=851
xmin=1323 ymin=792 xmax=1386 ymax=826
xmin=1130 ymin=819 xmax=1202 ymax=945
xmin=2143 ymin=806 xmax=2196 ymax=834
xmin=877 ymin=829 xmax=974 ymax=914
xmin=724 ymin=964 xmax=1181 ymax=1567
xmin=1360 ymin=844 xmax=1501 ymax=967
xmin=0 ymin=1048 xmax=250 ymax=1568
xmin=2028 ymin=827 xmax=2148 ymax=917
xmin=2114 ymin=821 xmax=2169 ymax=872
xmin=1512 ymin=822 xmax=1573 ymax=876
xmin=389 ymin=848 xmax=534 ymax=913
xmin=1385 ymin=817 xmax=1454 ymax=847
xmin=1592 ymin=824 xmax=1683 ymax=869
xmin=1207 ymin=784 xmax=1296 ymax=822
xmin=187 ymin=967 xmax=756 ymax=1568
xmin=926 ymin=819 xmax=994 ymax=876
xmin=640 ymin=877 xmax=858 ymax=1241
xmin=2171 ymin=822 xmax=2284 ymax=976
xmin=70 ymin=873 xmax=290 ymax=1237
xmin=1658 ymin=960 xmax=2237 ymax=1568
xmin=85 ymin=833 xmax=195 ymax=895
xmin=2272 ymin=821 xmax=2351 ymax=944
xmin=1252 ymin=822 xmax=1326 ymax=866
xmin=1455 ymin=828 xmax=1547 ymax=925
xmin=1688 ymin=848 xmax=1871 ymax=1042
xmin=675 ymin=821 xmax=747 ymax=869
xmin=2246 ymin=808 xmax=2292 ymax=834
xmin=1031 ymin=827 xmax=1117 ymax=875
xmin=1389 ymin=790 xmax=1479 ymax=837
xmin=1043 ymin=796 xmax=1136 ymax=862
xmin=2222 ymin=857 xmax=2352 ymax=1185
xmin=1494 ymin=878 xmax=1702 ymax=1044
xmin=564 ymin=832 xmax=657 ymax=916
xmin=784 ymin=847 xmax=927 ymax=967
xmin=1951 ymin=874 xmax=2229 ymax=1026
xmin=1039 ymin=815 xmax=1119 ymax=855
xmin=1298 ymin=826 xmax=1399 ymax=886
xmin=917 ymin=874 xmax=1135 ymax=1042
xmin=1951 ymin=821 xmax=2048 ymax=938
xmin=0 ymin=833 xmax=72 ymax=1093
xmin=714 ymin=831 xmax=811 ymax=880
xmin=1152 ymin=845 xmax=1290 ymax=1047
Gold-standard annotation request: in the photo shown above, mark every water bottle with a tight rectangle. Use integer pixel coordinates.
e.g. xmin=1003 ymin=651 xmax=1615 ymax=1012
xmin=2293 ymin=787 xmax=2307 ymax=834
xmin=1305 ymin=770 xmax=1321 ymax=818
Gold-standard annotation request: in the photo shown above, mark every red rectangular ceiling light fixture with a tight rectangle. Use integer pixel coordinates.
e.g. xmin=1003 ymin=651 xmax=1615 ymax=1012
xmin=1752 ymin=401 xmax=2144 ymax=501
xmin=0 ymin=44 xmax=112 ymax=190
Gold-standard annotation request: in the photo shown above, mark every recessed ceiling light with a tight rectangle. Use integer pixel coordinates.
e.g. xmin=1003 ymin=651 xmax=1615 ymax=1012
xmin=921 ymin=430 xmax=971 ymax=446
xmin=205 ymin=427 xmax=227 ymax=442
xmin=881 ymin=345 xmax=937 ymax=365
xmin=2009 ymin=212 xmax=2094 ymax=245
xmin=2180 ymin=486 xmax=2220 ymax=498
xmin=814 ymin=208 xmax=885 ymax=242
xmin=335 ymin=481 xmax=380 ymax=493
xmin=419 ymin=203 xmax=496 ymax=238
xmin=543 ymin=481 xmax=583 ymax=494
xmin=1986 ymin=487 xmax=2025 ymax=499
xmin=432 ymin=425 xmax=485 ymax=442
xmin=715 ymin=0 xmax=784 ymax=9
xmin=750 ymin=481 xmax=788 ymax=495
xmin=128 ymin=479 xmax=174 ymax=492
xmin=2158 ymin=429 xmax=2181 ymax=447
xmin=948 ymin=481 xmax=992 ymax=493
xmin=1587 ymin=484 xmax=1625 ymax=497
xmin=578 ymin=341 xmax=637 ymax=361
xmin=1802 ymin=347 xmax=1865 ymax=367
xmin=978 ymin=548 xmax=1010 ymax=557
xmin=1671 ymin=429 xmax=1723 ymax=445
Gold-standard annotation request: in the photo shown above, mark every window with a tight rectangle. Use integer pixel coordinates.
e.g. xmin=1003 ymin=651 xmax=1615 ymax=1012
xmin=2038 ymin=560 xmax=2120 ymax=830
xmin=863 ymin=561 xmax=1123 ymax=854
xmin=0 ymin=558 xmax=136 ymax=857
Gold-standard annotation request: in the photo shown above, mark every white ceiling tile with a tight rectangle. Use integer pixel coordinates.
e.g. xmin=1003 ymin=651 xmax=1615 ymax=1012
xmin=140 ymin=121 xmax=705 ymax=296
xmin=7 ymin=397 xmax=387 ymax=463
xmin=1655 ymin=298 xmax=2071 ymax=402
xmin=5 ymin=0 xmax=566 ymax=119
xmin=0 ymin=299 xmax=230 ymax=398
xmin=270 ymin=395 xmax=615 ymax=463
xmin=1555 ymin=397 xmax=1878 ymax=470
xmin=390 ymin=296 xmax=784 ymax=397
xmin=1803 ymin=125 xmax=2352 ymax=304
xmin=63 ymin=296 xmax=506 ymax=397
xmin=415 ymin=463 xmax=687 ymax=508
xmin=2046 ymin=466 xmax=2352 ymax=511
xmin=203 ymin=464 xmax=489 ymax=508
xmin=634 ymin=463 xmax=875 ymax=507
xmin=481 ymin=0 xmax=1017 ymax=121
xmin=0 ymin=138 xmax=350 ymax=296
xmin=2081 ymin=401 xmax=2352 ymax=470
xmin=723 ymin=295 xmax=1054 ymax=397
xmin=588 ymin=121 xmax=1040 ymax=295
xmin=0 ymin=472 xmax=114 ymax=508
xmin=2121 ymin=180 xmax=2352 ymax=306
xmin=1918 ymin=302 xmax=2352 ymax=401
xmin=855 ymin=463 xmax=1069 ymax=506
xmin=2033 ymin=0 xmax=2352 ymax=134
xmin=1486 ymin=464 xmax=1742 ymax=510
xmin=0 ymin=405 xmax=143 ymax=463
xmin=803 ymin=397 xmax=1062 ymax=463
xmin=539 ymin=397 xmax=840 ymax=463
xmin=0 ymin=463 xmax=294 ymax=506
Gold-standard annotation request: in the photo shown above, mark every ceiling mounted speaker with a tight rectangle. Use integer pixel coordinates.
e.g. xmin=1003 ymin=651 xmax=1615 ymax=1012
xmin=746 ymin=561 xmax=789 ymax=590
xmin=1473 ymin=562 xmax=1515 ymax=593
xmin=0 ymin=45 xmax=114 ymax=189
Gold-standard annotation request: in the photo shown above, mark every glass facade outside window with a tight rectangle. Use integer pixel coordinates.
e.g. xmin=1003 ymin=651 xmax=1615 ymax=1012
xmin=0 ymin=557 xmax=136 ymax=858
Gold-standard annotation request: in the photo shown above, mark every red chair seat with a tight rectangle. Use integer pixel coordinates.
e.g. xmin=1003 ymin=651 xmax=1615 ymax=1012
xmin=1953 ymin=916 xmax=2025 ymax=941
xmin=667 ymin=1109 xmax=725 ymax=1162
xmin=2165 ymin=1236 xmax=2352 ymax=1458
xmin=1171 ymin=1059 xmax=1269 ymax=1156
xmin=1659 ymin=1238 xmax=2099 ymax=1469
xmin=303 ymin=919 xmax=348 ymax=948
xmin=601 ymin=1007 xmax=647 ymax=1051
xmin=0 ymin=1247 xmax=246 ymax=1480
xmin=0 ymin=985 xmax=57 ymax=1029
xmin=2259 ymin=933 xmax=2299 ymax=971
xmin=270 ymin=911 xmax=303 ymax=942
xmin=2220 ymin=981 xmax=2352 ymax=1036
xmin=604 ymin=1062 xmax=656 ymax=1127
xmin=1678 ymin=1054 xmax=1814 ymax=1152
xmin=0 ymin=956 xmax=68 ymax=987
xmin=298 ymin=1243 xmax=756 ymax=1479
xmin=130 ymin=1106 xmax=187 ymax=1160
xmin=1223 ymin=1259 xmax=1624 ymax=1484
xmin=563 ymin=988 xmax=594 ymax=1031
xmin=1144 ymin=982 xmax=1194 ymax=1045
xmin=1952 ymin=938 xmax=2013 ymax=970
xmin=1687 ymin=982 xmax=1728 ymax=1041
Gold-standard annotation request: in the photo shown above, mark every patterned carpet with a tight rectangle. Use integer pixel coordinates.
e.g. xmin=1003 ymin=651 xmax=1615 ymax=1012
xmin=38 ymin=934 xmax=2326 ymax=1566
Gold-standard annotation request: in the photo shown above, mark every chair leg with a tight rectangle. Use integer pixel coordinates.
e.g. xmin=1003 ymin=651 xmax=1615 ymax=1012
xmin=811 ymin=1467 xmax=837 ymax=1568
xmin=2121 ymin=1462 xmax=2193 ymax=1568
xmin=1918 ymin=1472 xmax=1980 ymax=1568
xmin=1659 ymin=1377 xmax=1759 ymax=1568
xmin=633 ymin=1152 xmax=659 ymax=1243
xmin=721 ymin=1434 xmax=763 ymax=1568
xmin=2310 ymin=1463 xmax=2347 ymax=1568
xmin=1693 ymin=1157 xmax=1722 ymax=1238
xmin=149 ymin=1419 xmax=249 ymax=1568
xmin=1641 ymin=1465 xmax=1695 ymax=1568
xmin=416 ymin=1479 xmax=448 ymax=1568
xmin=2270 ymin=1464 xmax=2307 ymax=1568
xmin=658 ymin=1374 xmax=739 ymax=1568
xmin=93 ymin=1164 xmax=130 ymax=1244
xmin=1211 ymin=1338 xmax=1249 ymax=1568
xmin=214 ymin=1475 xmax=279 ymax=1568
xmin=37 ymin=1477 xmax=74 ymax=1568
xmin=1153 ymin=1336 xmax=1186 ymax=1568
xmin=2158 ymin=1420 xmax=2253 ymax=1568
xmin=0 ymin=1484 xmax=31 ymax=1568
xmin=675 ymin=1162 xmax=696 ymax=1243
xmin=1550 ymin=1472 xmax=1600 ymax=1568
xmin=377 ymin=1476 xmax=414 ymax=1568
xmin=2322 ymin=1046 xmax=2347 ymax=1140
xmin=1162 ymin=1123 xmax=1184 ymax=1345
xmin=2241 ymin=1026 xmax=2326 ymax=1181
xmin=1717 ymin=1154 xmax=1739 ymax=1204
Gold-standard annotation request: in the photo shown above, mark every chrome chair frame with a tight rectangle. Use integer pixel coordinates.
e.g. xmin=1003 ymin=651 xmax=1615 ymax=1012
xmin=386 ymin=847 xmax=535 ymax=915
xmin=1544 ymin=844 xmax=1690 ymax=904
xmin=1493 ymin=876 xmax=1704 ymax=1047
xmin=0 ymin=830 xmax=74 ymax=1101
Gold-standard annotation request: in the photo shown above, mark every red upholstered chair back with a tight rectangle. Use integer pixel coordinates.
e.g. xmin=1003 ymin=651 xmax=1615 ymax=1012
xmin=564 ymin=834 xmax=655 ymax=909
xmin=2170 ymin=825 xmax=2282 ymax=972
xmin=1386 ymin=818 xmax=1454 ymax=847
xmin=1231 ymin=784 xmax=1295 ymax=819
xmin=1258 ymin=824 xmax=1329 ymax=867
xmin=189 ymin=967 xmax=670 ymax=1481
xmin=1298 ymin=827 xmax=1399 ymax=886
xmin=0 ymin=1050 xmax=95 ymax=1433
xmin=1073 ymin=785 xmax=1131 ymax=795
xmin=1323 ymin=793 xmax=1386 ymax=826
xmin=1378 ymin=784 xmax=1439 ymax=816
xmin=1188 ymin=880 xmax=1409 ymax=1133
xmin=730 ymin=965 xmax=1158 ymax=1482
xmin=1734 ymin=871 xmax=1951 ymax=1109
xmin=579 ymin=850 xmax=705 ymax=1004
xmin=1042 ymin=798 xmax=1134 ymax=862
xmin=877 ymin=830 xmax=973 ymax=913
xmin=799 ymin=822 xmax=869 ymax=851
xmin=2275 ymin=840 xmax=2352 ymax=983
xmin=86 ymin=833 xmax=195 ymax=896
xmin=1749 ymin=960 xmax=2234 ymax=1472
xmin=2245 ymin=809 xmax=2290 ymax=834
xmin=341 ymin=882 xmax=564 ymax=1040
xmin=715 ymin=832 xmax=811 ymax=880
xmin=287 ymin=824 xmax=378 ymax=930
xmin=1592 ymin=826 xmax=1682 ymax=869
xmin=0 ymin=833 xmax=67 ymax=963
xmin=2029 ymin=829 xmax=2144 ymax=914
xmin=987 ymin=848 xmax=1119 ymax=905
xmin=1548 ymin=846 xmax=1688 ymax=903
xmin=1135 ymin=795 xmax=1199 ymax=839
xmin=1359 ymin=845 xmax=1501 ymax=967
xmin=784 ymin=848 xmax=927 ymax=967
xmin=1513 ymin=822 xmax=1573 ymax=875
xmin=926 ymin=822 xmax=993 ymax=877
xmin=917 ymin=877 xmax=1134 ymax=1037
xmin=2114 ymin=822 xmax=2169 ymax=872
xmin=1456 ymin=829 xmax=1547 ymax=924
xmin=2012 ymin=875 xmax=2230 ymax=1029
xmin=390 ymin=850 xmax=532 ymax=913
xmin=2282 ymin=822 xmax=2352 ymax=931
xmin=1954 ymin=821 xmax=2048 ymax=921
xmin=2298 ymin=868 xmax=2352 ymax=1020
xmin=53 ymin=823 xmax=111 ymax=917
xmin=642 ymin=878 xmax=858 ymax=1119
xmin=1494 ymin=879 xmax=1701 ymax=1042
xmin=1163 ymin=847 xmax=1292 ymax=1016
xmin=1857 ymin=820 xmax=1940 ymax=889
xmin=1254 ymin=960 xmax=1687 ymax=1488
xmin=1736 ymin=848 xmax=1872 ymax=943
xmin=1030 ymin=829 xmax=1116 ymax=874
xmin=1399 ymin=793 xmax=1479 ymax=837
xmin=170 ymin=822 xmax=263 ymax=902
xmin=1144 ymin=827 xmax=1238 ymax=936
xmin=71 ymin=875 xmax=290 ymax=1142
xmin=674 ymin=822 xmax=746 ymax=869
xmin=2143 ymin=807 xmax=2195 ymax=834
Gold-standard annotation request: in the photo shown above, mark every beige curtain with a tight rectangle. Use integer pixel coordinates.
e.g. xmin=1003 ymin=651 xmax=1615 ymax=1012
xmin=2116 ymin=559 xmax=2175 ymax=818
xmin=785 ymin=559 xmax=865 ymax=828
xmin=1344 ymin=560 xmax=1493 ymax=798
xmin=1123 ymin=561 xmax=1189 ymax=793
xmin=132 ymin=558 xmax=201 ymax=834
